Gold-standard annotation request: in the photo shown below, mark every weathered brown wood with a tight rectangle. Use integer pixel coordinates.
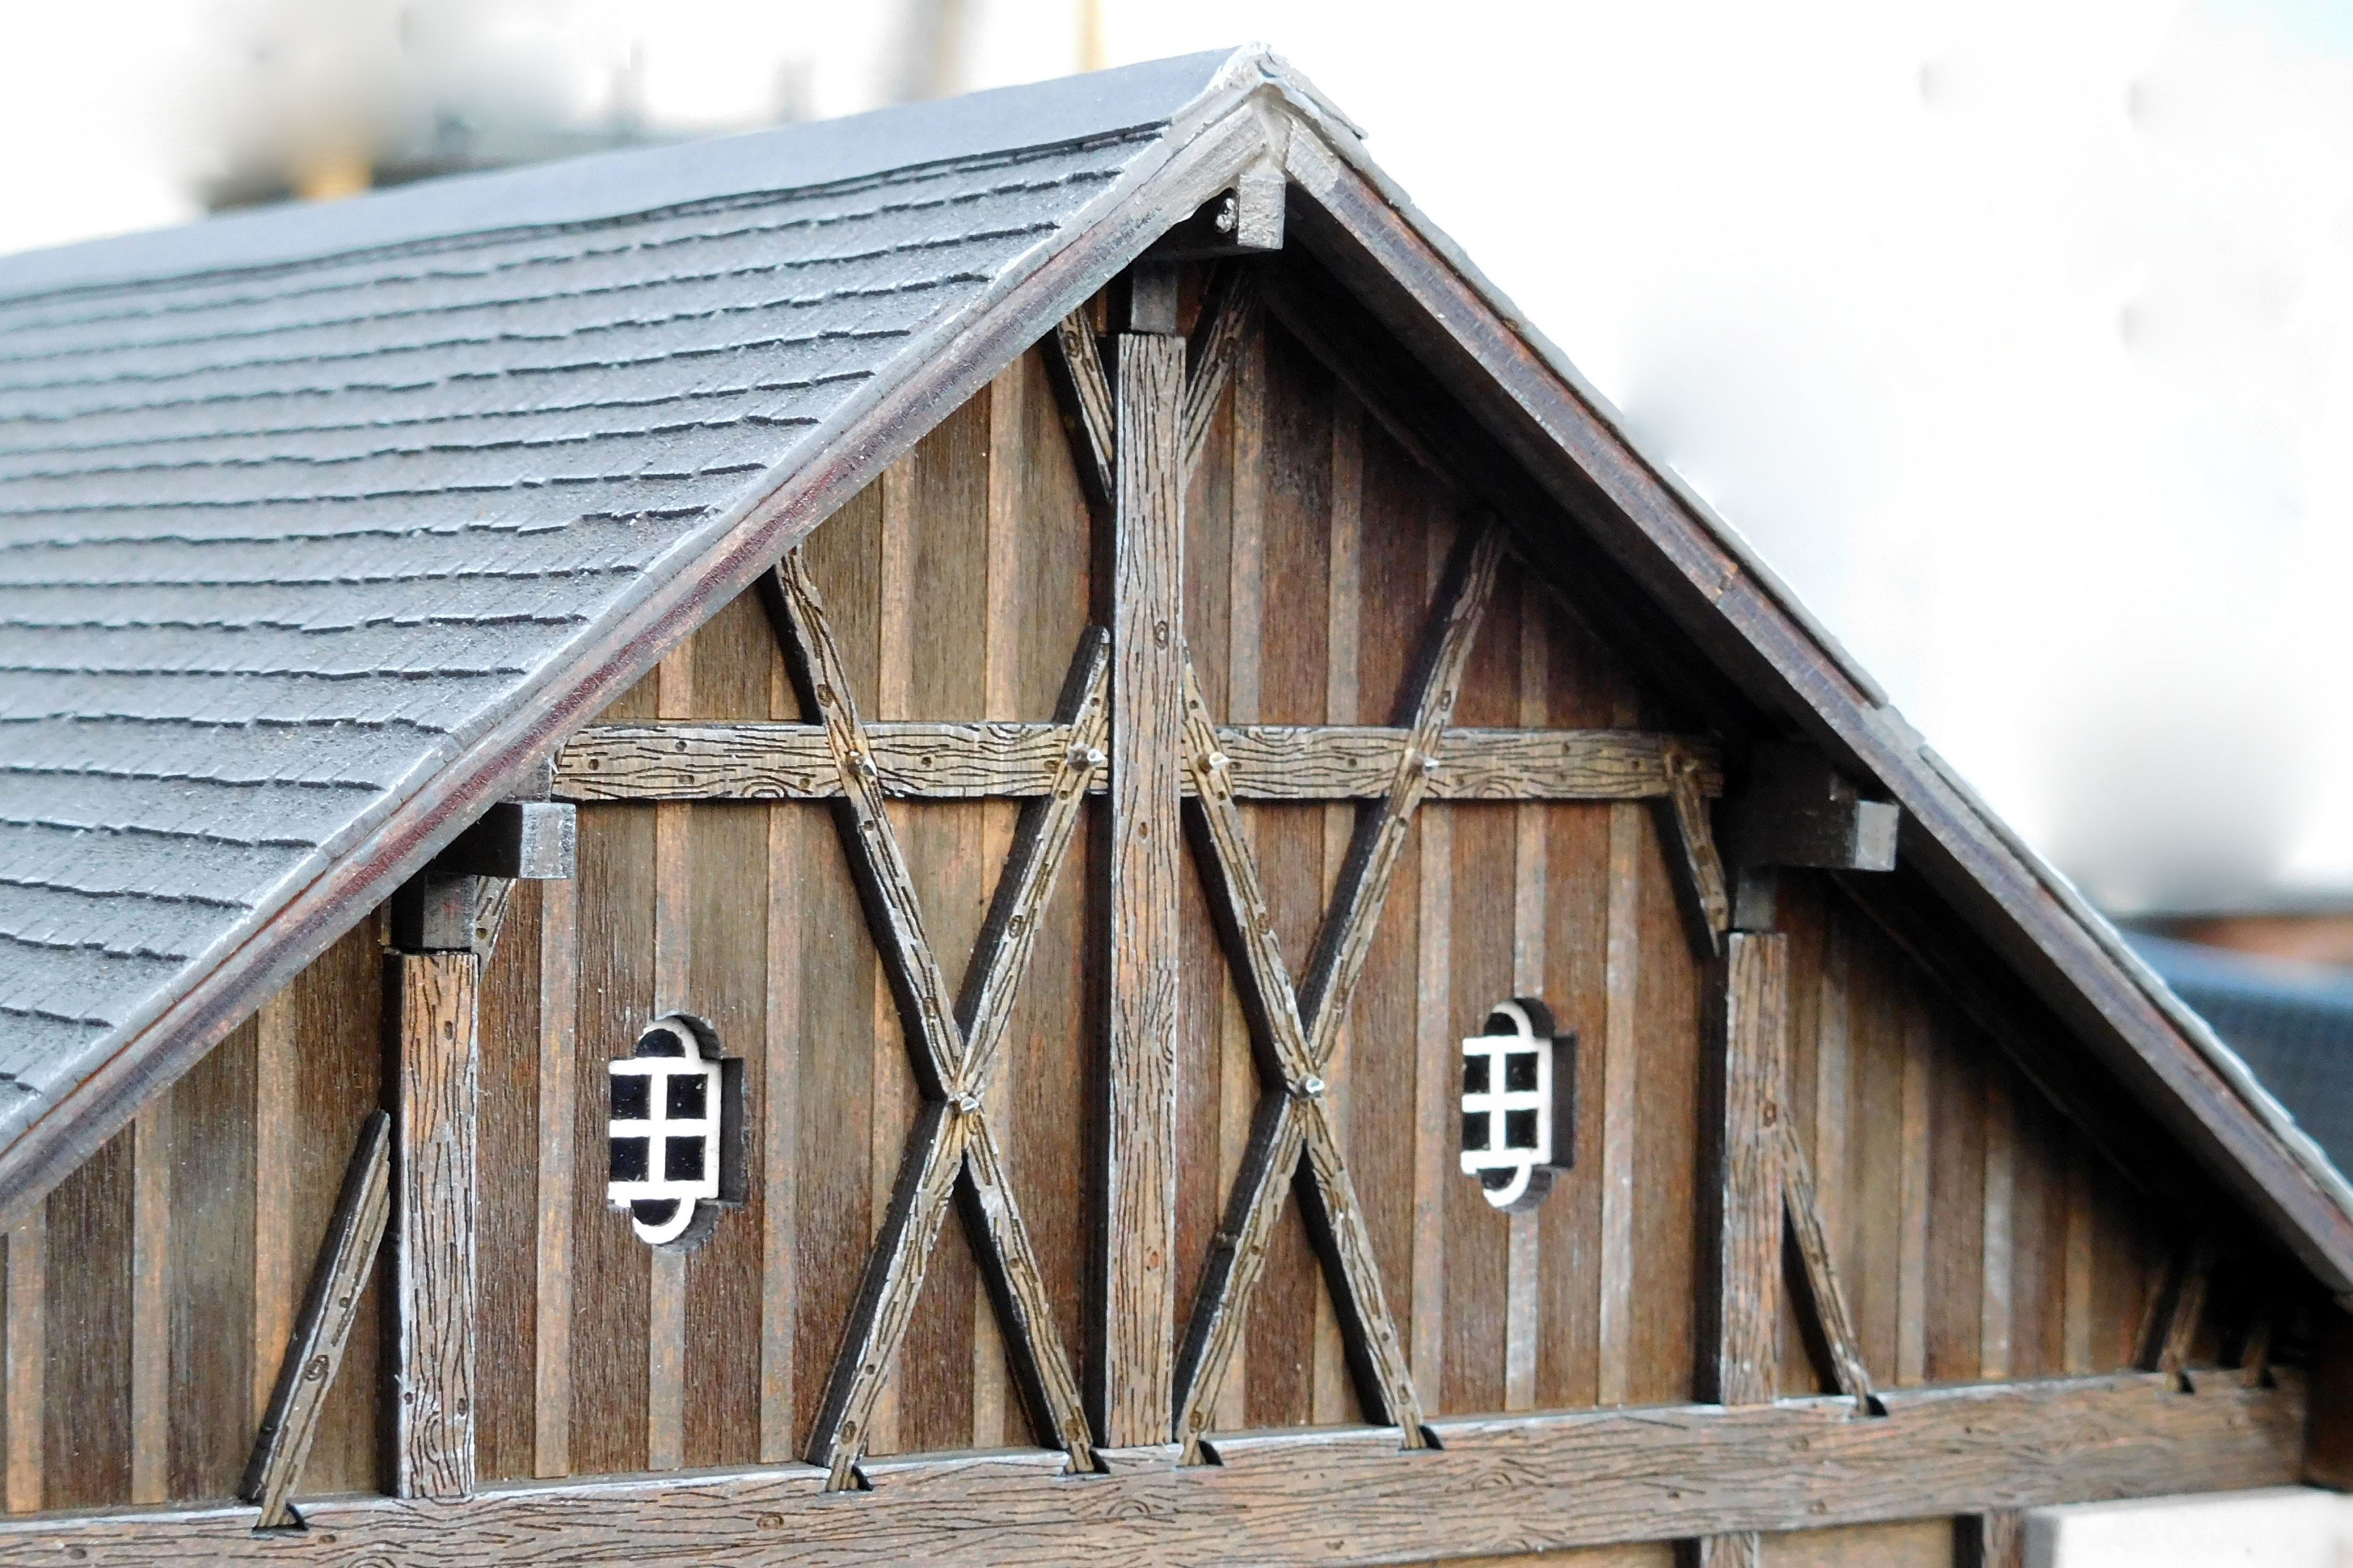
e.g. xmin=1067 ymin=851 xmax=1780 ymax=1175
xmin=1051 ymin=310 xmax=1117 ymax=504
xmin=0 ymin=1373 xmax=2304 ymax=1565
xmin=391 ymin=951 xmax=479 ymax=1502
xmin=1597 ymin=790 xmax=1643 ymax=1407
xmin=1965 ymin=1510 xmax=2027 ymax=1568
xmin=127 ymin=1103 xmax=169 ymax=1506
xmin=1696 ymin=1534 xmax=1759 ymax=1568
xmin=1102 ymin=328 xmax=1187 ymax=1451
xmin=1712 ymin=933 xmax=1788 ymax=1406
xmin=766 ymin=549 xmax=962 ymax=1102
xmin=1298 ymin=522 xmax=1502 ymax=1049
xmin=1779 ymin=1122 xmax=1877 ymax=1415
xmin=1657 ymin=741 xmax=1731 ymax=960
xmin=1170 ymin=523 xmax=1501 ymax=1455
xmin=240 ymin=1113 xmax=393 ymax=1529
xmin=1725 ymin=745 xmax=1898 ymax=873
xmin=768 ymin=549 xmax=1104 ymax=1483
xmin=2 ymin=1210 xmax=38 ymax=1513
xmin=532 ymin=870 xmax=576 ymax=1480
xmin=1278 ymin=129 xmax=2353 ymax=1295
xmin=2306 ymin=1303 xmax=2353 ymax=1488
xmin=553 ymin=720 xmax=1720 ymax=803
xmin=1182 ymin=267 xmax=1257 ymax=480
xmin=2149 ymin=1239 xmax=2215 ymax=1380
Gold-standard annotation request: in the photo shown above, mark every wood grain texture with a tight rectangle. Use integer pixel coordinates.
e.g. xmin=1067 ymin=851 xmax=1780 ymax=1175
xmin=1103 ymin=330 xmax=1185 ymax=1450
xmin=1052 ymin=310 xmax=1116 ymax=504
xmin=166 ymin=1019 xmax=256 ymax=1503
xmin=128 ymin=1105 xmax=169 ymax=1504
xmin=1711 ymin=934 xmax=1788 ymax=1407
xmin=1698 ymin=1534 xmax=1761 ymax=1568
xmin=239 ymin=1112 xmax=392 ymax=1529
xmin=41 ymin=1134 xmax=134 ymax=1512
xmin=1965 ymin=1510 xmax=2025 ymax=1568
xmin=1182 ymin=266 xmax=1257 ymax=481
xmin=1657 ymin=743 xmax=1730 ymax=960
xmin=1597 ymin=795 xmax=1642 ymax=1407
xmin=251 ymin=996 xmax=298 ymax=1433
xmin=1779 ymin=1125 xmax=1876 ymax=1416
xmin=4 ymin=1210 xmax=40 ymax=1513
xmin=393 ymin=952 xmax=480 ymax=1501
xmin=554 ymin=721 xmax=1718 ymax=804
xmin=0 ymin=1373 xmax=2304 ymax=1565
xmin=533 ymin=871 xmax=576 ymax=1479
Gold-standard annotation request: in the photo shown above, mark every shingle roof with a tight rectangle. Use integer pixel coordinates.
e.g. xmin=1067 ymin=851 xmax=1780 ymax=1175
xmin=0 ymin=49 xmax=1251 ymax=1112
xmin=2 ymin=42 xmax=2349 ymax=1295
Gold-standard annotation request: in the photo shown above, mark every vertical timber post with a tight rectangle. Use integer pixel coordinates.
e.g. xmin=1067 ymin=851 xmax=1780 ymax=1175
xmin=1100 ymin=275 xmax=1185 ymax=1450
xmin=391 ymin=947 xmax=479 ymax=1500
xmin=1696 ymin=928 xmax=1789 ymax=1567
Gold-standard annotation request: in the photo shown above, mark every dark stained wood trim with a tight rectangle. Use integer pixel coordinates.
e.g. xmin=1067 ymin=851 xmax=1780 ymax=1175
xmin=766 ymin=554 xmax=1105 ymax=1486
xmin=1051 ymin=311 xmax=1117 ymax=507
xmin=1181 ymin=266 xmax=1256 ymax=479
xmin=241 ymin=1112 xmax=393 ymax=1530
xmin=552 ymin=721 xmax=1721 ymax=804
xmin=0 ymin=1373 xmax=2305 ymax=1564
xmin=390 ymin=952 xmax=479 ymax=1502
xmin=1659 ymin=742 xmax=1732 ymax=960
xmin=1780 ymin=1122 xmax=1878 ymax=1416
xmin=0 ymin=101 xmax=1272 ymax=1243
xmin=1274 ymin=118 xmax=2353 ymax=1292
xmin=766 ymin=549 xmax=964 ymax=1104
xmin=1101 ymin=329 xmax=1187 ymax=1451
xmin=1297 ymin=522 xmax=1502 ymax=1052
xmin=2148 ymin=1239 xmax=2216 ymax=1381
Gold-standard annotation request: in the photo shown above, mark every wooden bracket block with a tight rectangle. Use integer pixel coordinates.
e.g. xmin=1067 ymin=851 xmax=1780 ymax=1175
xmin=435 ymin=800 xmax=577 ymax=880
xmin=1119 ymin=263 xmax=1182 ymax=336
xmin=389 ymin=874 xmax=479 ymax=954
xmin=1145 ymin=165 xmax=1285 ymax=261
xmin=1725 ymin=743 xmax=1898 ymax=872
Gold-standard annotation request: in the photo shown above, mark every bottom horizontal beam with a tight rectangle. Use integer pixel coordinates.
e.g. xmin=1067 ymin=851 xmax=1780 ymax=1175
xmin=0 ymin=1372 xmax=2299 ymax=1566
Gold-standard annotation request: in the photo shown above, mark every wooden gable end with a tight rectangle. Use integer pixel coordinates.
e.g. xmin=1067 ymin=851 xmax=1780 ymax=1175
xmin=0 ymin=264 xmax=2310 ymax=1568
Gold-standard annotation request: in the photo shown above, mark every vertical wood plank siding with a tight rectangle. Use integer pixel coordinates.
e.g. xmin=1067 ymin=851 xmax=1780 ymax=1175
xmin=392 ymin=951 xmax=479 ymax=1500
xmin=0 ymin=331 xmax=2201 ymax=1523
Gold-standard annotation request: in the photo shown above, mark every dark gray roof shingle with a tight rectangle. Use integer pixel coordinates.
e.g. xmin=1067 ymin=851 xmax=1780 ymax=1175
xmin=0 ymin=49 xmax=1249 ymax=1106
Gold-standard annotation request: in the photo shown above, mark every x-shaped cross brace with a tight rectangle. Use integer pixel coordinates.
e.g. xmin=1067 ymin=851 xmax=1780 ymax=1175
xmin=1169 ymin=523 xmax=1502 ymax=1456
xmin=1051 ymin=269 xmax=1502 ymax=1457
xmin=762 ymin=549 xmax=1106 ymax=1489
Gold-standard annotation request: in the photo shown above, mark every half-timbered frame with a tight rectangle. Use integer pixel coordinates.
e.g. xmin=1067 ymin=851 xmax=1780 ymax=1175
xmin=0 ymin=45 xmax=2346 ymax=1568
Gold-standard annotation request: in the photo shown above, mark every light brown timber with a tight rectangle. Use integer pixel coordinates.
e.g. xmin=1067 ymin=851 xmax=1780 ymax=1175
xmin=0 ymin=1373 xmax=2305 ymax=1565
xmin=647 ymin=643 xmax=693 ymax=1474
xmin=1967 ymin=1510 xmax=2026 ymax=1568
xmin=532 ymin=871 xmax=576 ymax=1480
xmin=1103 ymin=329 xmax=1185 ymax=1449
xmin=4 ymin=1209 xmax=40 ymax=1513
xmin=392 ymin=951 xmax=480 ymax=1500
xmin=1657 ymin=742 xmax=1731 ymax=959
xmin=240 ymin=1113 xmax=393 ymax=1529
xmin=552 ymin=720 xmax=1720 ymax=803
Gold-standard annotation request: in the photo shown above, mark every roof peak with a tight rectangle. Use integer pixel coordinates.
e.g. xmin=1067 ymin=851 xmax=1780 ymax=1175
xmin=0 ymin=46 xmax=1275 ymax=303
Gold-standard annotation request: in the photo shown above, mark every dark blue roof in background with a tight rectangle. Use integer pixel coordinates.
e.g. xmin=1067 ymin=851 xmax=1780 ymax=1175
xmin=2130 ymin=933 xmax=2353 ymax=1179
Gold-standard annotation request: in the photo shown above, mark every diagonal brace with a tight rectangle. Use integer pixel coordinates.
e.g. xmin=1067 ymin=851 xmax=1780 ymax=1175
xmin=764 ymin=551 xmax=1106 ymax=1486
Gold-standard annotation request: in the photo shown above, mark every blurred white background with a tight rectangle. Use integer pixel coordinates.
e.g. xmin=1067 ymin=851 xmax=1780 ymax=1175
xmin=1 ymin=0 xmax=2345 ymax=916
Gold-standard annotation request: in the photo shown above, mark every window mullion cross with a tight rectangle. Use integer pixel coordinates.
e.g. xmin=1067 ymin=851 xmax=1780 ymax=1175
xmin=1168 ymin=516 xmax=1502 ymax=1459
xmin=764 ymin=549 xmax=1106 ymax=1487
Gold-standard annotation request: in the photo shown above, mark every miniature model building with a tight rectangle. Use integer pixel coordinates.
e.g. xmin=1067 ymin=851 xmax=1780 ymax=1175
xmin=0 ymin=46 xmax=2344 ymax=1567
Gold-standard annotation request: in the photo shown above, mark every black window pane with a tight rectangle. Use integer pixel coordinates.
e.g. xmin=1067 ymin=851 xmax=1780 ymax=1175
xmin=1462 ymin=1056 xmax=1490 ymax=1095
xmin=631 ymin=1199 xmax=679 ymax=1227
xmin=611 ymin=1076 xmax=649 ymax=1121
xmin=665 ymin=1135 xmax=706 ymax=1183
xmin=1504 ymin=1109 xmax=1539 ymax=1151
xmin=1505 ymin=1050 xmax=1539 ymax=1092
xmin=609 ymin=1136 xmax=649 ymax=1182
xmin=1462 ymin=1112 xmax=1489 ymax=1152
xmin=638 ymin=1027 xmax=687 ymax=1057
xmin=666 ymin=1074 xmax=708 ymax=1119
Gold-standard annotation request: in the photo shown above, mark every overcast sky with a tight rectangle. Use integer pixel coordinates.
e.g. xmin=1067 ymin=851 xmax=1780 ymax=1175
xmin=2 ymin=0 xmax=2346 ymax=911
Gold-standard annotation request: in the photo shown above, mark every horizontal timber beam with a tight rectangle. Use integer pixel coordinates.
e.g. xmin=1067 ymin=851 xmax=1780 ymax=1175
xmin=0 ymin=1372 xmax=2299 ymax=1566
xmin=554 ymin=723 xmax=1724 ymax=805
